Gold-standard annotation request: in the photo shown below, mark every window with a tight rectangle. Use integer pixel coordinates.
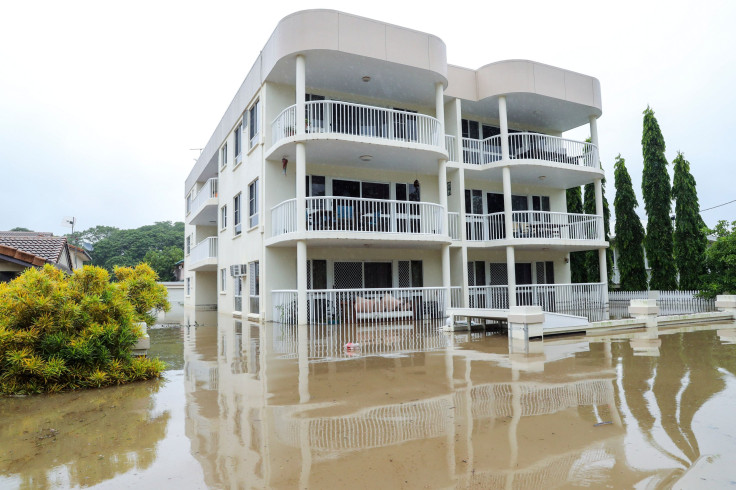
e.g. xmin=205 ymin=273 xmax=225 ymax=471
xmin=398 ymin=260 xmax=423 ymax=287
xmin=220 ymin=143 xmax=228 ymax=168
xmin=234 ymin=194 xmax=242 ymax=235
xmin=234 ymin=123 xmax=242 ymax=160
xmin=186 ymin=191 xmax=192 ymax=215
xmin=220 ymin=205 xmax=227 ymax=230
xmin=249 ymin=100 xmax=260 ymax=148
xmin=248 ymin=179 xmax=258 ymax=228
xmin=234 ymin=276 xmax=242 ymax=311
xmin=220 ymin=268 xmax=227 ymax=292
xmin=186 ymin=277 xmax=191 ymax=296
xmin=249 ymin=261 xmax=259 ymax=314
xmin=186 ymin=235 xmax=191 ymax=255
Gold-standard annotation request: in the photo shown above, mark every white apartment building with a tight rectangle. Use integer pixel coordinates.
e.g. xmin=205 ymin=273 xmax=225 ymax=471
xmin=183 ymin=9 xmax=608 ymax=325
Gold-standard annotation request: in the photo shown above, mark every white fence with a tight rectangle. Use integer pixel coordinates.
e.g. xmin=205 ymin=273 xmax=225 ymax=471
xmin=271 ymin=287 xmax=447 ymax=325
xmin=271 ymin=197 xmax=445 ymax=237
xmin=609 ymin=289 xmax=715 ymax=317
xmin=464 ymin=211 xmax=602 ymax=241
xmin=445 ymin=134 xmax=457 ymax=161
xmin=189 ymin=178 xmax=218 ymax=216
xmin=450 ymin=286 xmax=462 ymax=307
xmin=508 ymin=133 xmax=598 ymax=168
xmin=460 ymin=133 xmax=598 ymax=168
xmin=189 ymin=237 xmax=217 ymax=263
xmin=272 ymin=101 xmax=442 ymax=148
xmin=516 ymin=283 xmax=606 ymax=314
xmin=448 ymin=212 xmax=460 ymax=240
xmin=468 ymin=285 xmax=510 ymax=309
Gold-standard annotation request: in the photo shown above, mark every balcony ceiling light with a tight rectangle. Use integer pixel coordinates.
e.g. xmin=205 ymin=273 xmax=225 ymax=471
xmin=538 ymin=175 xmax=546 ymax=181
xmin=359 ymin=155 xmax=373 ymax=161
xmin=362 ymin=75 xmax=371 ymax=82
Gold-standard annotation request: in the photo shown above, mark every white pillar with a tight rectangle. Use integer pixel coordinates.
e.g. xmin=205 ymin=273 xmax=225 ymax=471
xmin=297 ymin=240 xmax=308 ymax=325
xmin=502 ymin=166 xmax=513 ymax=240
xmin=442 ymin=244 xmax=451 ymax=309
xmin=454 ymin=99 xmax=463 ymax=165
xmin=499 ymin=96 xmax=509 ymax=161
xmin=439 ymin=159 xmax=448 ymax=234
xmin=594 ymin=178 xmax=603 ymax=218
xmin=599 ymin=247 xmax=608 ymax=285
xmin=296 ymin=143 xmax=306 ymax=233
xmin=461 ymin=247 xmax=469 ymax=308
xmin=589 ymin=115 xmax=600 ymax=170
xmin=458 ymin=166 xmax=469 ymax=308
xmin=296 ymin=55 xmax=306 ymax=136
xmin=435 ymin=82 xmax=445 ymax=136
xmin=506 ymin=246 xmax=517 ymax=308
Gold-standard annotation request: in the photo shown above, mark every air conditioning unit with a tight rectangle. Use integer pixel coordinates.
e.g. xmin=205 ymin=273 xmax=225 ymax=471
xmin=230 ymin=264 xmax=247 ymax=277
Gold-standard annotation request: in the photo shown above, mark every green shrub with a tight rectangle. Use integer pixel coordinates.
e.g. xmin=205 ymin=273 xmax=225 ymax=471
xmin=0 ymin=264 xmax=169 ymax=395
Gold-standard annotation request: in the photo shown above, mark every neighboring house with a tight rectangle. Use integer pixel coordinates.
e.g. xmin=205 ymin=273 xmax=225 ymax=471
xmin=0 ymin=232 xmax=74 ymax=282
xmin=69 ymin=243 xmax=93 ymax=270
xmin=183 ymin=10 xmax=608 ymax=323
xmin=173 ymin=259 xmax=184 ymax=281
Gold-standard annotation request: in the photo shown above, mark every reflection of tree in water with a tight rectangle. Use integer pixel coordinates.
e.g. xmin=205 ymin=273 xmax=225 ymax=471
xmin=613 ymin=330 xmax=730 ymax=477
xmin=1 ymin=379 xmax=169 ymax=489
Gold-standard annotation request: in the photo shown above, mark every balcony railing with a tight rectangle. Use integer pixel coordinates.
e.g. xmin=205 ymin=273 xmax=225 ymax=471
xmin=272 ymin=287 xmax=447 ymax=325
xmin=448 ymin=212 xmax=460 ymax=240
xmin=460 ymin=133 xmax=598 ymax=168
xmin=466 ymin=283 xmax=606 ymax=315
xmin=271 ymin=197 xmax=445 ymax=238
xmin=271 ymin=101 xmax=442 ymax=148
xmin=465 ymin=211 xmax=603 ymax=241
xmin=190 ymin=237 xmax=217 ymax=263
xmin=189 ymin=178 xmax=218 ymax=217
xmin=445 ymin=134 xmax=457 ymax=162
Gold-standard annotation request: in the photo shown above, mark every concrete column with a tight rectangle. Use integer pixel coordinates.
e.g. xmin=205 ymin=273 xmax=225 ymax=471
xmin=297 ymin=240 xmax=308 ymax=325
xmin=461 ymin=246 xmax=469 ymax=308
xmin=442 ymin=244 xmax=451 ymax=309
xmin=594 ymin=178 xmax=604 ymax=218
xmin=589 ymin=115 xmax=600 ymax=170
xmin=296 ymin=142 xmax=306 ymax=233
xmin=508 ymin=306 xmax=544 ymax=340
xmin=296 ymin=55 xmax=306 ymax=136
xmin=458 ymin=167 xmax=467 ymax=241
xmin=506 ymin=246 xmax=517 ymax=308
xmin=454 ymin=99 xmax=463 ymax=165
xmin=502 ymin=166 xmax=513 ymax=240
xmin=439 ymin=159 xmax=448 ymax=233
xmin=435 ymin=82 xmax=445 ymax=135
xmin=598 ymin=248 xmax=608 ymax=284
xmin=499 ymin=95 xmax=509 ymax=161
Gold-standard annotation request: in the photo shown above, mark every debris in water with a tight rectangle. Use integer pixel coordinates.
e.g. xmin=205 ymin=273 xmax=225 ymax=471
xmin=594 ymin=421 xmax=613 ymax=427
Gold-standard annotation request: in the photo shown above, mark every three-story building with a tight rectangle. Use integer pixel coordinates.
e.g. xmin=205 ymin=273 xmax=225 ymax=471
xmin=184 ymin=9 xmax=608 ymax=324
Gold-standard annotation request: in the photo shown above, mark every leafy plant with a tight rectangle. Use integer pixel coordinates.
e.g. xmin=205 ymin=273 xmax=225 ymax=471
xmin=701 ymin=220 xmax=736 ymax=298
xmin=0 ymin=264 xmax=168 ymax=395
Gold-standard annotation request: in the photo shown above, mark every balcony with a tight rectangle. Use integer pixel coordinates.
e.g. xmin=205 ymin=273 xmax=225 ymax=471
xmin=267 ymin=101 xmax=446 ymax=168
xmin=269 ymin=197 xmax=448 ymax=246
xmin=187 ymin=178 xmax=218 ymax=225
xmin=189 ymin=237 xmax=218 ymax=271
xmin=464 ymin=211 xmax=603 ymax=249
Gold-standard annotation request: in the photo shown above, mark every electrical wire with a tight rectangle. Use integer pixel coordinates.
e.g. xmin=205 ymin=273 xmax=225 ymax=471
xmin=701 ymin=199 xmax=736 ymax=213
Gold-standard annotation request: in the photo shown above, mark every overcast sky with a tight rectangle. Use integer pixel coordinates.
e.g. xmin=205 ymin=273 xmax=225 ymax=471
xmin=1 ymin=0 xmax=734 ymax=234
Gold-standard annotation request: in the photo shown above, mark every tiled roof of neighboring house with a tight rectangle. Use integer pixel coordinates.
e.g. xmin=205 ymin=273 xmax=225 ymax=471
xmin=69 ymin=244 xmax=92 ymax=261
xmin=0 ymin=235 xmax=68 ymax=263
xmin=0 ymin=244 xmax=48 ymax=267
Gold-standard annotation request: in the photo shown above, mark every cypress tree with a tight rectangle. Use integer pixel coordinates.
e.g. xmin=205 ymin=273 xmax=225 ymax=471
xmin=672 ymin=152 xmax=707 ymax=290
xmin=614 ymin=155 xmax=648 ymax=290
xmin=641 ymin=106 xmax=677 ymax=290
xmin=566 ymin=186 xmax=586 ymax=283
xmin=583 ymin=170 xmax=613 ymax=283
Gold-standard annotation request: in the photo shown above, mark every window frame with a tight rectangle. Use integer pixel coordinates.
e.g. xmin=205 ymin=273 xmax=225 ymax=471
xmin=234 ymin=193 xmax=242 ymax=235
xmin=248 ymin=100 xmax=260 ymax=149
xmin=220 ymin=205 xmax=227 ymax=231
xmin=234 ymin=123 xmax=242 ymax=161
xmin=248 ymin=179 xmax=259 ymax=228
xmin=220 ymin=268 xmax=227 ymax=293
xmin=220 ymin=142 xmax=228 ymax=169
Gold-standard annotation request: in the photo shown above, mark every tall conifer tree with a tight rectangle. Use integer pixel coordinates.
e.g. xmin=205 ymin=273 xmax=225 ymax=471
xmin=641 ymin=106 xmax=677 ymax=289
xmin=566 ymin=186 xmax=586 ymax=282
xmin=672 ymin=152 xmax=707 ymax=289
xmin=614 ymin=155 xmax=648 ymax=290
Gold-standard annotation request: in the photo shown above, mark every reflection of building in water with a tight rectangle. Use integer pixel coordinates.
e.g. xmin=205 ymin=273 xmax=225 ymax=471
xmin=182 ymin=317 xmax=644 ymax=488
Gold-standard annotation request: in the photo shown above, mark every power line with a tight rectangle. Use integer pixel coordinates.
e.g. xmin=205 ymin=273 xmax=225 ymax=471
xmin=701 ymin=199 xmax=736 ymax=213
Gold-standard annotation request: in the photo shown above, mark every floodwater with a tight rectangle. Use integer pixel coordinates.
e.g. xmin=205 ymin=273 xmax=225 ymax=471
xmin=3 ymin=316 xmax=736 ymax=489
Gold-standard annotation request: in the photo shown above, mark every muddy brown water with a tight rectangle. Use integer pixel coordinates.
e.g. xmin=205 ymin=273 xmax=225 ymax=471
xmin=2 ymin=316 xmax=736 ymax=489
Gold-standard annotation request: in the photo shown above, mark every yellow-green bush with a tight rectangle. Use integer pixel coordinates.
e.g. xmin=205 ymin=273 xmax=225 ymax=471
xmin=0 ymin=264 xmax=169 ymax=395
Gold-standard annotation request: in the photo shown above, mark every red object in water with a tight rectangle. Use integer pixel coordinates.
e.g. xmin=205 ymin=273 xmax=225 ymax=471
xmin=345 ymin=342 xmax=361 ymax=351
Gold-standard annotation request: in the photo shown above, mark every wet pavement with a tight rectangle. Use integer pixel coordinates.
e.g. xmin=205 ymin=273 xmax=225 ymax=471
xmin=2 ymin=315 xmax=736 ymax=489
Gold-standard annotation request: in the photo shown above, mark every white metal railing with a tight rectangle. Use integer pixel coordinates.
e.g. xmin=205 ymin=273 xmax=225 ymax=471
xmin=450 ymin=286 xmax=463 ymax=308
xmin=516 ymin=283 xmax=606 ymax=314
xmin=271 ymin=101 xmax=442 ymax=148
xmin=510 ymin=211 xmax=603 ymax=240
xmin=271 ymin=199 xmax=297 ymax=237
xmin=462 ymin=135 xmax=502 ymax=165
xmin=190 ymin=237 xmax=217 ymax=263
xmin=271 ymin=287 xmax=447 ymax=325
xmin=445 ymin=134 xmax=457 ymax=161
xmin=468 ymin=285 xmax=509 ymax=309
xmin=271 ymin=197 xmax=445 ymax=237
xmin=466 ymin=212 xmax=506 ymax=241
xmin=189 ymin=178 xmax=218 ymax=217
xmin=448 ymin=212 xmax=460 ymax=240
xmin=508 ymin=133 xmax=598 ymax=168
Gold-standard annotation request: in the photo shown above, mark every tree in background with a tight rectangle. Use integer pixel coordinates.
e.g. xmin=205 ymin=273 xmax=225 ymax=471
xmin=641 ymin=106 xmax=677 ymax=290
xmin=613 ymin=155 xmax=648 ymax=291
xmin=566 ymin=186 xmax=587 ymax=282
xmin=583 ymin=165 xmax=613 ymax=283
xmin=68 ymin=221 xmax=184 ymax=273
xmin=672 ymin=152 xmax=707 ymax=290
xmin=143 ymin=246 xmax=184 ymax=282
xmin=701 ymin=220 xmax=736 ymax=298
xmin=9 ymin=227 xmax=33 ymax=232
